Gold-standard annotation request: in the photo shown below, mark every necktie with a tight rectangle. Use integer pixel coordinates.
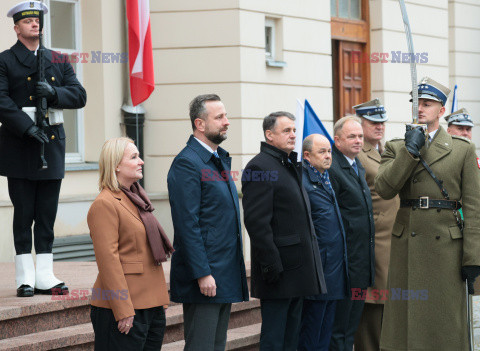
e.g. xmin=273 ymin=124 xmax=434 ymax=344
xmin=352 ymin=161 xmax=359 ymax=176
xmin=212 ymin=152 xmax=228 ymax=182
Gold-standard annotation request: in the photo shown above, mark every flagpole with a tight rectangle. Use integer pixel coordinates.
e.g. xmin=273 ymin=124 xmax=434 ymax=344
xmin=122 ymin=0 xmax=145 ymax=187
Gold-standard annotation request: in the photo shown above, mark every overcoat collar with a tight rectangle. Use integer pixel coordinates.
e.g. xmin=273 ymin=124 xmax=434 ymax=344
xmin=362 ymin=141 xmax=381 ymax=163
xmin=416 ymin=126 xmax=452 ymax=173
xmin=333 ymin=145 xmax=362 ymax=179
xmin=303 ymin=161 xmax=334 ymax=196
xmin=260 ymin=142 xmax=298 ymax=166
xmin=11 ymin=40 xmax=53 ymax=71
xmin=108 ymin=188 xmax=142 ymax=223
xmin=303 ymin=160 xmax=322 ymax=184
xmin=186 ymin=135 xmax=231 ymax=165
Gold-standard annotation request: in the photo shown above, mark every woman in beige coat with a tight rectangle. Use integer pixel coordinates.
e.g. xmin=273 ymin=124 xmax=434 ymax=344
xmin=88 ymin=137 xmax=174 ymax=350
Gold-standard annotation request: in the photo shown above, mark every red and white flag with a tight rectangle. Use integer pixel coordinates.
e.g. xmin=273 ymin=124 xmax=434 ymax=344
xmin=126 ymin=0 xmax=154 ymax=106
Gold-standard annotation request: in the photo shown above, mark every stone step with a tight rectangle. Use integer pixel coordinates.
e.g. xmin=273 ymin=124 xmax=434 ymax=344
xmin=0 ymin=323 xmax=93 ymax=351
xmin=162 ymin=323 xmax=261 ymax=351
xmin=0 ymin=298 xmax=260 ymax=351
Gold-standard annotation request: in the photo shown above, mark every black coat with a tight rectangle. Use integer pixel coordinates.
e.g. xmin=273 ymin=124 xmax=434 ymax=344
xmin=0 ymin=40 xmax=87 ymax=180
xmin=242 ymin=142 xmax=327 ymax=299
xmin=328 ymin=145 xmax=375 ymax=289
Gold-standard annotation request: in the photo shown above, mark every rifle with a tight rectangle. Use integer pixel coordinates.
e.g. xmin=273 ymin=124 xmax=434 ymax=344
xmin=35 ymin=8 xmax=48 ymax=170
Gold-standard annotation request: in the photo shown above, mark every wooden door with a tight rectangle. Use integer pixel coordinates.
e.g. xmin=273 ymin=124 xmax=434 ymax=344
xmin=334 ymin=41 xmax=366 ymax=118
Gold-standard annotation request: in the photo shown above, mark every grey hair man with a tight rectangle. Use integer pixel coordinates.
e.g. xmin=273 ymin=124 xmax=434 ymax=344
xmin=328 ymin=116 xmax=375 ymax=351
xmin=243 ymin=112 xmax=326 ymax=350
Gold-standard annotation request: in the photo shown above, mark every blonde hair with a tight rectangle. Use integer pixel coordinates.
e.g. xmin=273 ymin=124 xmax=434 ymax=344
xmin=98 ymin=137 xmax=134 ymax=192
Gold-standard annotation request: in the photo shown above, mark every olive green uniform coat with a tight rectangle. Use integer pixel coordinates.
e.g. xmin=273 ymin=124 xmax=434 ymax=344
xmin=375 ymin=126 xmax=480 ymax=351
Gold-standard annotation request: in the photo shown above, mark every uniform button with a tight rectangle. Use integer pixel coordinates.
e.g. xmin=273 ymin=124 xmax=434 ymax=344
xmin=413 ymin=179 xmax=418 ymax=183
xmin=436 ymin=235 xmax=440 ymax=240
xmin=29 ymin=96 xmax=33 ymax=100
xmin=51 ymin=135 xmax=55 ymax=140
xmin=51 ymin=77 xmax=55 ymax=81
xmin=27 ymin=77 xmax=31 ymax=81
xmin=411 ymin=232 xmax=416 ymax=237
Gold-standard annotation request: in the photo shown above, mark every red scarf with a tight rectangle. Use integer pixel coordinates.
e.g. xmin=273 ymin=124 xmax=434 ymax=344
xmin=121 ymin=182 xmax=174 ymax=265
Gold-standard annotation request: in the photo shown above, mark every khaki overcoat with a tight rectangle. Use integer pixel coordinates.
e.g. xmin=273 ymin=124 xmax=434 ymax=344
xmin=357 ymin=142 xmax=399 ymax=305
xmin=87 ymin=189 xmax=170 ymax=321
xmin=375 ymin=126 xmax=480 ymax=351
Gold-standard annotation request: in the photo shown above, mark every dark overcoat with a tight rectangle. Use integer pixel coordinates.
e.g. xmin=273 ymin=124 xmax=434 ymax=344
xmin=167 ymin=135 xmax=249 ymax=304
xmin=302 ymin=162 xmax=349 ymax=301
xmin=0 ymin=40 xmax=87 ymax=180
xmin=375 ymin=126 xmax=480 ymax=351
xmin=328 ymin=145 xmax=375 ymax=289
xmin=242 ymin=142 xmax=327 ymax=299
xmin=357 ymin=142 xmax=399 ymax=304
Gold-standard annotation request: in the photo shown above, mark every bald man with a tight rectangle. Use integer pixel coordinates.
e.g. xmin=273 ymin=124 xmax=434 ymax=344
xmin=298 ymin=134 xmax=349 ymax=351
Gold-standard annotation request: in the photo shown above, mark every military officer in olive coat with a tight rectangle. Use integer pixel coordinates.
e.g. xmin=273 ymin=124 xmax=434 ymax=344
xmin=0 ymin=1 xmax=87 ymax=297
xmin=375 ymin=77 xmax=480 ymax=351
xmin=354 ymin=99 xmax=399 ymax=351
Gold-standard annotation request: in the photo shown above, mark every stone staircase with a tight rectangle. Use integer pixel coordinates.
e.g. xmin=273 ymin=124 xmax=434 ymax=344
xmin=0 ymin=261 xmax=261 ymax=350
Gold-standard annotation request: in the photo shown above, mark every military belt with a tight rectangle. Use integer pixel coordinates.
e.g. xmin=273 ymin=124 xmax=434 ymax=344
xmin=401 ymin=197 xmax=462 ymax=210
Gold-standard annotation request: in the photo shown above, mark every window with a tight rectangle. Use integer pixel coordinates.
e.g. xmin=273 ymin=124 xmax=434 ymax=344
xmin=331 ymin=0 xmax=362 ymax=20
xmin=45 ymin=0 xmax=84 ymax=163
xmin=264 ymin=17 xmax=286 ymax=68
xmin=265 ymin=18 xmax=275 ymax=60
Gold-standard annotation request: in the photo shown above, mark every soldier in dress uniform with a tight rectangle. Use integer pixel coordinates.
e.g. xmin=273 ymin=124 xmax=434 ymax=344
xmin=353 ymin=99 xmax=399 ymax=351
xmin=375 ymin=77 xmax=480 ymax=351
xmin=0 ymin=1 xmax=87 ymax=297
xmin=446 ymin=108 xmax=473 ymax=140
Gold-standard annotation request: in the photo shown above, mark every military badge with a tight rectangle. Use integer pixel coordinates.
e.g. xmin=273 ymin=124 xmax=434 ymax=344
xmin=30 ymin=2 xmax=34 ymax=8
xmin=477 ymin=158 xmax=480 ymax=169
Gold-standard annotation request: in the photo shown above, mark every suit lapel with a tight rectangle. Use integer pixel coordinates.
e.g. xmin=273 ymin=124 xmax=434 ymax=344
xmin=110 ymin=191 xmax=143 ymax=223
xmin=12 ymin=41 xmax=37 ymax=73
xmin=363 ymin=142 xmax=381 ymax=164
xmin=416 ymin=127 xmax=452 ymax=174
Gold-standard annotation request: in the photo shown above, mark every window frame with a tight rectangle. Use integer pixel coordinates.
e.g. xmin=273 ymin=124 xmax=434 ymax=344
xmin=44 ymin=0 xmax=84 ymax=164
xmin=265 ymin=18 xmax=275 ymax=60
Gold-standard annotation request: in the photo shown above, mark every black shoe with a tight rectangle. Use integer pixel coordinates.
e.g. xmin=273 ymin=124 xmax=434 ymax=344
xmin=34 ymin=283 xmax=69 ymax=295
xmin=17 ymin=284 xmax=34 ymax=297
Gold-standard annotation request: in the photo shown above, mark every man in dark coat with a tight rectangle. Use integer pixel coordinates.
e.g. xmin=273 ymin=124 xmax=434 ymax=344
xmin=297 ymin=134 xmax=349 ymax=351
xmin=242 ymin=111 xmax=326 ymax=351
xmin=328 ymin=116 xmax=375 ymax=351
xmin=0 ymin=1 xmax=87 ymax=297
xmin=168 ymin=94 xmax=248 ymax=351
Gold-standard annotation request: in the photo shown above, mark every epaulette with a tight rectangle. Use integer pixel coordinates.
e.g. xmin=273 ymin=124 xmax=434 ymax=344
xmin=389 ymin=137 xmax=404 ymax=142
xmin=451 ymin=135 xmax=471 ymax=143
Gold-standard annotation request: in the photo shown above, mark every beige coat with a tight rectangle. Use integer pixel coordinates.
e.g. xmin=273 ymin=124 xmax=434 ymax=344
xmin=357 ymin=142 xmax=399 ymax=305
xmin=87 ymin=189 xmax=170 ymax=321
xmin=375 ymin=126 xmax=480 ymax=351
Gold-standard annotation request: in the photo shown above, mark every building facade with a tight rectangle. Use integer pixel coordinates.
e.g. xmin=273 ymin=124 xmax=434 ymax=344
xmin=0 ymin=0 xmax=478 ymax=262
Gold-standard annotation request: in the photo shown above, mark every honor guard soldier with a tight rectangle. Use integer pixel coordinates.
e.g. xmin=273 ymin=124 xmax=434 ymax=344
xmin=353 ymin=99 xmax=399 ymax=351
xmin=446 ymin=108 xmax=474 ymax=140
xmin=375 ymin=77 xmax=480 ymax=351
xmin=0 ymin=1 xmax=87 ymax=297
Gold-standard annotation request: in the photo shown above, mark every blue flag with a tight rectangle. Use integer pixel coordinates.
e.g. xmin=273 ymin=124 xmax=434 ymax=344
xmin=451 ymin=84 xmax=458 ymax=113
xmin=303 ymin=99 xmax=334 ymax=145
